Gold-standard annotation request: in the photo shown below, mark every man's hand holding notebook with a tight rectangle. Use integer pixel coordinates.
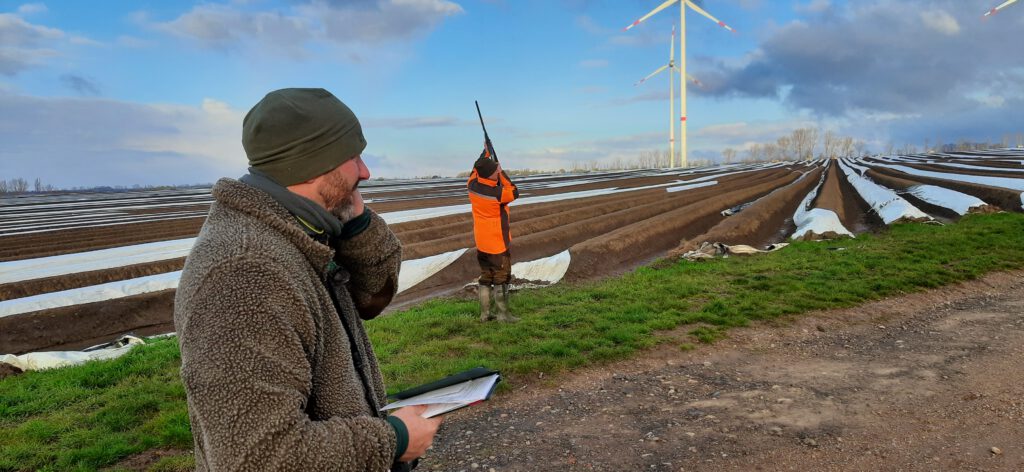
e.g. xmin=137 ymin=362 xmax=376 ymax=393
xmin=382 ymin=367 xmax=501 ymax=418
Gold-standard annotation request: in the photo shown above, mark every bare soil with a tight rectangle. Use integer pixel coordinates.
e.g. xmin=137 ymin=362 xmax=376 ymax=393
xmin=813 ymin=162 xmax=881 ymax=234
xmin=672 ymin=167 xmax=824 ymax=254
xmin=105 ymin=448 xmax=191 ymax=472
xmin=421 ymin=271 xmax=1024 ymax=471
xmin=564 ymin=170 xmax=803 ymax=281
xmin=900 ymin=162 xmax=1024 ymax=179
xmin=0 ymin=258 xmax=186 ymax=301
xmin=0 ymin=218 xmax=205 ymax=262
xmin=0 ymin=290 xmax=176 ymax=354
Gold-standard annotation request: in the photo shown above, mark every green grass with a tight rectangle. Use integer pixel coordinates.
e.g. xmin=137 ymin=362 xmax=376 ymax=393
xmin=3 ymin=212 xmax=1024 ymax=471
xmin=0 ymin=340 xmax=190 ymax=471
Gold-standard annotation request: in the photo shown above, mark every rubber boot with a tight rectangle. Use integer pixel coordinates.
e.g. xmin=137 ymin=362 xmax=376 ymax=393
xmin=478 ymin=284 xmax=495 ymax=321
xmin=494 ymin=284 xmax=519 ymax=323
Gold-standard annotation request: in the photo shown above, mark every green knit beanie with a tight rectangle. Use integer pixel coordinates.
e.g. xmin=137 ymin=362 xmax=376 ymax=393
xmin=242 ymin=88 xmax=366 ymax=186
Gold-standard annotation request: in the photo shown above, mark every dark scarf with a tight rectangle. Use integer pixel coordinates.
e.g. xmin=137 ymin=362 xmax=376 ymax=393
xmin=239 ymin=168 xmax=343 ymax=241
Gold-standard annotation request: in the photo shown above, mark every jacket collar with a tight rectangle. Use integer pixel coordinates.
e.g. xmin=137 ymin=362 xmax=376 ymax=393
xmin=470 ymin=169 xmax=499 ymax=186
xmin=211 ymin=178 xmax=335 ymax=277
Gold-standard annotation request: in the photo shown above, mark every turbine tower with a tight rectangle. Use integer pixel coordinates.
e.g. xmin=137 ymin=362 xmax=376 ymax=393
xmin=634 ymin=27 xmax=705 ymax=168
xmin=625 ymin=0 xmax=735 ymax=168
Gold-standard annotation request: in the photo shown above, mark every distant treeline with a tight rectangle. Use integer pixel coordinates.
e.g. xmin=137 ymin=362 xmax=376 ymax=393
xmin=0 ymin=178 xmax=55 ymax=194
xmin=0 ymin=178 xmax=212 ymax=194
xmin=721 ymin=130 xmax=1024 ymax=164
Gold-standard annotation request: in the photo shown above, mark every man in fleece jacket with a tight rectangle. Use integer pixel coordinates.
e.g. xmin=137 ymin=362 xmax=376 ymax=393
xmin=175 ymin=88 xmax=441 ymax=471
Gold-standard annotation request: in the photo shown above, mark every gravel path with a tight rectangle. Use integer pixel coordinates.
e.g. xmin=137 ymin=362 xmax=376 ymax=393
xmin=419 ymin=271 xmax=1024 ymax=471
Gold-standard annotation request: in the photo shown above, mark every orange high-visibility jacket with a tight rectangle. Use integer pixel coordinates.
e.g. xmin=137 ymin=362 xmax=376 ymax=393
xmin=467 ymin=169 xmax=519 ymax=254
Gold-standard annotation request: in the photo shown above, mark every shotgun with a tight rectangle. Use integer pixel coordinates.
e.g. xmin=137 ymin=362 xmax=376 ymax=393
xmin=475 ymin=100 xmax=498 ymax=163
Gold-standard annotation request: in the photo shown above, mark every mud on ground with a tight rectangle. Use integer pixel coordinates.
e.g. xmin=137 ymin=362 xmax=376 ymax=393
xmin=420 ymin=271 xmax=1024 ymax=471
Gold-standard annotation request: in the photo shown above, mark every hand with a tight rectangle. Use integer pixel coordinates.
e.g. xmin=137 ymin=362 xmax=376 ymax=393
xmin=391 ymin=405 xmax=443 ymax=462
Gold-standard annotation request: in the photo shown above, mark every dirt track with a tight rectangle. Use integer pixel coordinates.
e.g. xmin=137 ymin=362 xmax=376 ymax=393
xmin=421 ymin=271 xmax=1024 ymax=471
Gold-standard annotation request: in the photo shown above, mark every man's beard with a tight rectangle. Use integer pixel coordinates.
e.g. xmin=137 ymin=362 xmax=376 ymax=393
xmin=319 ymin=167 xmax=359 ymax=220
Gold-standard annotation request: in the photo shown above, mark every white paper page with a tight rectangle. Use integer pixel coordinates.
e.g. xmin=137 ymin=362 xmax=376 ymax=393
xmin=381 ymin=374 xmax=499 ymax=411
xmin=422 ymin=402 xmax=466 ymax=418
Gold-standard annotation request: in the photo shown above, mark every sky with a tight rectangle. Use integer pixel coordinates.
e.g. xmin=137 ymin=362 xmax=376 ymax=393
xmin=1 ymin=0 xmax=1022 ymax=188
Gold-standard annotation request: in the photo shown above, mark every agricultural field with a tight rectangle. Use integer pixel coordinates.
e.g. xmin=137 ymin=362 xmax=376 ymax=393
xmin=2 ymin=149 xmax=1023 ymax=356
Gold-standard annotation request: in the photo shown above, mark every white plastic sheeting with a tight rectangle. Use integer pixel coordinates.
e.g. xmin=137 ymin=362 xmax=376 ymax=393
xmin=793 ymin=208 xmax=854 ymax=239
xmin=0 ymin=238 xmax=195 ymax=284
xmin=380 ymin=166 xmax=783 ymax=224
xmin=0 ymin=163 xmax=795 ymax=314
xmin=867 ymin=162 xmax=1024 ymax=192
xmin=1 ymin=335 xmax=144 ymax=371
xmin=4 ymin=249 xmax=473 ymax=316
xmin=2 ymin=212 xmax=210 ymax=237
xmin=791 ymin=168 xmax=854 ymax=240
xmin=380 ymin=187 xmax=617 ymax=224
xmin=906 ymin=185 xmax=989 ymax=215
xmin=0 ymin=271 xmax=182 ymax=318
xmin=666 ymin=180 xmax=718 ymax=193
xmin=838 ymin=160 xmax=931 ymax=224
xmin=396 ymin=249 xmax=467 ymax=294
xmin=511 ymin=250 xmax=571 ymax=284
xmin=849 ymin=161 xmax=988 ymax=215
xmin=0 ymin=248 xmax=578 ymax=318
xmin=0 ymin=187 xmax=618 ymax=285
xmin=0 ymin=167 xmax=772 ymax=285
xmin=920 ymin=162 xmax=1024 ymax=173
xmin=681 ymin=242 xmax=789 ymax=261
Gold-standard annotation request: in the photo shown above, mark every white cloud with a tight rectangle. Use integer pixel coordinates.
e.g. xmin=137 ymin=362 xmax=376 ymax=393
xmin=693 ymin=118 xmax=818 ymax=149
xmin=920 ymin=10 xmax=960 ymax=36
xmin=796 ymin=0 xmax=830 ymax=14
xmin=0 ymin=12 xmax=63 ymax=47
xmin=16 ymin=3 xmax=47 ymax=15
xmin=701 ymin=0 xmax=1020 ymax=117
xmin=579 ymin=58 xmax=608 ymax=68
xmin=363 ymin=116 xmax=468 ymax=128
xmin=68 ymin=34 xmax=102 ymax=46
xmin=0 ymin=11 xmax=98 ymax=75
xmin=116 ymin=35 xmax=153 ymax=48
xmin=0 ymin=92 xmax=247 ymax=187
xmin=0 ymin=46 xmax=57 ymax=75
xmin=157 ymin=4 xmax=313 ymax=57
xmin=575 ymin=15 xmax=608 ymax=35
xmin=155 ymin=0 xmax=463 ymax=58
xmin=119 ymin=98 xmax=244 ymax=171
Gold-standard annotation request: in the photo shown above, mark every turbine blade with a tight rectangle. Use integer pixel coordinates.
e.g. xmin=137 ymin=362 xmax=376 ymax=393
xmin=624 ymin=0 xmax=680 ymax=31
xmin=684 ymin=0 xmax=737 ymax=33
xmin=686 ymin=73 xmax=704 ymax=88
xmin=669 ymin=26 xmax=675 ymax=62
xmin=984 ymin=0 xmax=1019 ymax=17
xmin=636 ymin=65 xmax=670 ymax=86
xmin=674 ymin=68 xmax=704 ymax=88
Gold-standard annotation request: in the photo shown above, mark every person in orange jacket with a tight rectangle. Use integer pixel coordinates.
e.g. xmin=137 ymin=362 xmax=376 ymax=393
xmin=467 ymin=150 xmax=519 ymax=322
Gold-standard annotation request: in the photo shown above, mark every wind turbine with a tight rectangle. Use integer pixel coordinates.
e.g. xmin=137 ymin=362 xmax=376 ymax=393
xmin=634 ymin=27 xmax=705 ymax=168
xmin=984 ymin=0 xmax=1020 ymax=17
xmin=625 ymin=0 xmax=735 ymax=168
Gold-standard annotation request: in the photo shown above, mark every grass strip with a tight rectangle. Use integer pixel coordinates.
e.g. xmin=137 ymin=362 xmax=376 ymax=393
xmin=2 ymin=212 xmax=1023 ymax=471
